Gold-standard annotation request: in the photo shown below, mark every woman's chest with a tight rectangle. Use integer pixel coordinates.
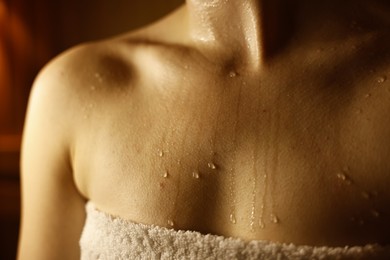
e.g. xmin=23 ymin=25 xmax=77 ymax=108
xmin=73 ymin=77 xmax=390 ymax=244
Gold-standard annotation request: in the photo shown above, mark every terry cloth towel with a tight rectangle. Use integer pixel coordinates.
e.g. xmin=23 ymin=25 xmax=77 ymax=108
xmin=80 ymin=202 xmax=390 ymax=260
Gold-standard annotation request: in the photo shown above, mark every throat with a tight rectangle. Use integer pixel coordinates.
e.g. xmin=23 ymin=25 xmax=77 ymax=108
xmin=185 ymin=0 xmax=292 ymax=66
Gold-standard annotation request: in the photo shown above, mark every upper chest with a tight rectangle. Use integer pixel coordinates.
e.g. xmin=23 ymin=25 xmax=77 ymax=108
xmin=74 ymin=51 xmax=390 ymax=192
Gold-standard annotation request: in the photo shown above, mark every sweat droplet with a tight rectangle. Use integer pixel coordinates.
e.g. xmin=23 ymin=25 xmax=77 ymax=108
xmin=163 ymin=171 xmax=169 ymax=178
xmin=94 ymin=73 xmax=103 ymax=82
xmin=229 ymin=71 xmax=238 ymax=78
xmin=229 ymin=213 xmax=237 ymax=224
xmin=167 ymin=220 xmax=174 ymax=227
xmin=337 ymin=173 xmax=352 ymax=185
xmin=208 ymin=162 xmax=217 ymax=170
xmin=270 ymin=214 xmax=279 ymax=224
xmin=337 ymin=173 xmax=347 ymax=180
xmin=158 ymin=149 xmax=164 ymax=157
xmin=192 ymin=171 xmax=200 ymax=179
xmin=337 ymin=167 xmax=353 ymax=185
xmin=377 ymin=76 xmax=387 ymax=84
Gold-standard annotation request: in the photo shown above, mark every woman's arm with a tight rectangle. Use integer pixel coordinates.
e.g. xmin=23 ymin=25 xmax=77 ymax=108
xmin=17 ymin=52 xmax=86 ymax=260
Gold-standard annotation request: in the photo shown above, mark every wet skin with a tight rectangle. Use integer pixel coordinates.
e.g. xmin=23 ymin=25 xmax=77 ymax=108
xmin=18 ymin=0 xmax=390 ymax=259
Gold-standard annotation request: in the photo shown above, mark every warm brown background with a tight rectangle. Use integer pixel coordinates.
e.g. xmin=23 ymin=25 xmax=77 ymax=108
xmin=0 ymin=0 xmax=182 ymax=258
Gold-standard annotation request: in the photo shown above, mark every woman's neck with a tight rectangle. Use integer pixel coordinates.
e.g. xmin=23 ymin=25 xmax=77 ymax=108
xmin=185 ymin=0 xmax=291 ymax=66
xmin=185 ymin=0 xmax=390 ymax=67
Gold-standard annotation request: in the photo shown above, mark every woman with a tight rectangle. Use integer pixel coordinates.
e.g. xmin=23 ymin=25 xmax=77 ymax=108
xmin=18 ymin=0 xmax=390 ymax=259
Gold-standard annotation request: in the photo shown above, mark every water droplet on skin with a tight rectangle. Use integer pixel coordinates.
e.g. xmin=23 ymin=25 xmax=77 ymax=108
xmin=337 ymin=173 xmax=347 ymax=180
xmin=250 ymin=218 xmax=255 ymax=231
xmin=377 ymin=76 xmax=387 ymax=84
xmin=94 ymin=73 xmax=103 ymax=82
xmin=337 ymin=167 xmax=353 ymax=184
xmin=337 ymin=173 xmax=353 ymax=185
xmin=163 ymin=171 xmax=169 ymax=178
xmin=271 ymin=214 xmax=280 ymax=224
xmin=208 ymin=162 xmax=217 ymax=170
xmin=192 ymin=171 xmax=200 ymax=179
xmin=250 ymin=206 xmax=256 ymax=231
xmin=167 ymin=219 xmax=174 ymax=227
xmin=158 ymin=149 xmax=164 ymax=157
xmin=229 ymin=213 xmax=237 ymax=224
xmin=229 ymin=71 xmax=238 ymax=78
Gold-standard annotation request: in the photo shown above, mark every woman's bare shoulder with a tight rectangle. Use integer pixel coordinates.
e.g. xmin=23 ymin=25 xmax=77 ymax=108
xmin=30 ymin=38 xmax=143 ymax=120
xmin=35 ymin=4 xmax=188 ymax=99
xmin=36 ymin=40 xmax=133 ymax=92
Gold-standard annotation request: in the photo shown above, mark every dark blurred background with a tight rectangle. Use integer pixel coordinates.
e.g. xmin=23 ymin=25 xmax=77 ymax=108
xmin=0 ymin=0 xmax=182 ymax=258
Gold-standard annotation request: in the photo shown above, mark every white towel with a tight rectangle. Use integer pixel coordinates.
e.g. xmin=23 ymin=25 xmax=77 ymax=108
xmin=80 ymin=202 xmax=389 ymax=260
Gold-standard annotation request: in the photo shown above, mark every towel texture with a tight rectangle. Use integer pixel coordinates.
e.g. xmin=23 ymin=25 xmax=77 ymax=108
xmin=80 ymin=202 xmax=389 ymax=259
